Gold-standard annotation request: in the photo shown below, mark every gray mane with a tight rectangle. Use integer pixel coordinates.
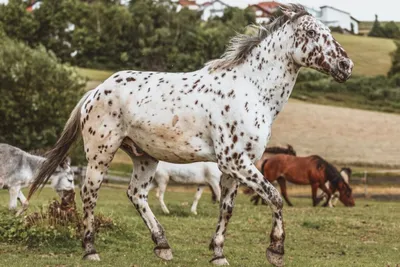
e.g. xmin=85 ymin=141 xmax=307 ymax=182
xmin=206 ymin=4 xmax=310 ymax=70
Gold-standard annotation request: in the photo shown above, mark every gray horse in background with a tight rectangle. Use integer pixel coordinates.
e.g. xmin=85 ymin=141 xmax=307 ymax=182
xmin=0 ymin=143 xmax=75 ymax=215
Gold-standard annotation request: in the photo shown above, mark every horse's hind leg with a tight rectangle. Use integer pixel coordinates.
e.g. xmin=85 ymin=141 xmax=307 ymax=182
xmin=191 ymin=185 xmax=205 ymax=215
xmin=157 ymin=180 xmax=170 ymax=214
xmin=81 ymin=138 xmax=121 ymax=260
xmin=277 ymin=177 xmax=293 ymax=207
xmin=126 ymin=155 xmax=172 ymax=261
xmin=208 ymin=177 xmax=221 ymax=204
xmin=311 ymin=183 xmax=320 ymax=207
xmin=209 ymin=174 xmax=238 ymax=265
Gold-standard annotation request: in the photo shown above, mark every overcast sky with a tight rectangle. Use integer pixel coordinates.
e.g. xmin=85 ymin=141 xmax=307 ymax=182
xmin=200 ymin=0 xmax=400 ymax=21
xmin=0 ymin=0 xmax=399 ymax=21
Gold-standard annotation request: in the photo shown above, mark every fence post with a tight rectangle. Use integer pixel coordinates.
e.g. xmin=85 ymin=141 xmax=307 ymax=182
xmin=363 ymin=170 xmax=368 ymax=198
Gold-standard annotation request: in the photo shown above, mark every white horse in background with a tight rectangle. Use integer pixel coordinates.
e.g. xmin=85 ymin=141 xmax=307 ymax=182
xmin=0 ymin=143 xmax=75 ymax=215
xmin=29 ymin=5 xmax=353 ymax=266
xmin=150 ymin=162 xmax=221 ymax=215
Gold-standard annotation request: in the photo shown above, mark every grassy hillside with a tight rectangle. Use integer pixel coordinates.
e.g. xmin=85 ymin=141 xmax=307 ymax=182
xmin=77 ymin=34 xmax=396 ymax=80
xmin=333 ymin=33 xmax=396 ymax=76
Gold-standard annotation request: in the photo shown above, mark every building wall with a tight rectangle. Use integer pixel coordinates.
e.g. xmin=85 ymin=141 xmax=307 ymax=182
xmin=201 ymin=2 xmax=227 ymax=20
xmin=350 ymin=18 xmax=359 ymax=34
xmin=320 ymin=7 xmax=358 ymax=34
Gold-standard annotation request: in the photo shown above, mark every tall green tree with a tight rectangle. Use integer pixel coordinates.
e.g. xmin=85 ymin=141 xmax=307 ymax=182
xmin=0 ymin=0 xmax=39 ymax=45
xmin=368 ymin=14 xmax=386 ymax=38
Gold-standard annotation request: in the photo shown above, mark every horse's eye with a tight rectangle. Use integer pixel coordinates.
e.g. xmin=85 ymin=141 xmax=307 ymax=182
xmin=307 ymin=30 xmax=316 ymax=38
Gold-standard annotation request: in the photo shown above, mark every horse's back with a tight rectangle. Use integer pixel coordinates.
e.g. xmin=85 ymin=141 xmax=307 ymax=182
xmin=83 ymin=69 xmax=218 ymax=164
xmin=157 ymin=161 xmax=213 ymax=184
xmin=0 ymin=143 xmax=31 ymax=187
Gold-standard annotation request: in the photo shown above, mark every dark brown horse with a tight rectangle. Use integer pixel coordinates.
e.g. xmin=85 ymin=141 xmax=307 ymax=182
xmin=250 ymin=154 xmax=355 ymax=207
xmin=244 ymin=145 xmax=296 ymax=205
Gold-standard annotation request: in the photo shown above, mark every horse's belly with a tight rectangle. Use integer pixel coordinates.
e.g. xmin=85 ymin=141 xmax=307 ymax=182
xmin=129 ymin=121 xmax=216 ymax=163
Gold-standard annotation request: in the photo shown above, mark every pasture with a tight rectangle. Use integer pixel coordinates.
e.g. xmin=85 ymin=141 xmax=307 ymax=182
xmin=0 ymin=186 xmax=399 ymax=267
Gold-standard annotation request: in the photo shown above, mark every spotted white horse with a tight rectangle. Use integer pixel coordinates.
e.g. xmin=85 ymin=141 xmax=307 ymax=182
xmin=29 ymin=5 xmax=353 ymax=267
xmin=150 ymin=161 xmax=221 ymax=215
xmin=0 ymin=143 xmax=75 ymax=215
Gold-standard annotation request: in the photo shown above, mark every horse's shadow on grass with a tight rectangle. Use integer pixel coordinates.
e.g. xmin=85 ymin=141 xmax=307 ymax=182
xmin=152 ymin=204 xmax=217 ymax=218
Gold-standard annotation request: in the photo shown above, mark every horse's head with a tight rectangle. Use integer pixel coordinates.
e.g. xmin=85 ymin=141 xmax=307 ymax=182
xmin=337 ymin=180 xmax=355 ymax=207
xmin=340 ymin=167 xmax=352 ymax=184
xmin=50 ymin=157 xmax=75 ymax=204
xmin=284 ymin=6 xmax=353 ymax=82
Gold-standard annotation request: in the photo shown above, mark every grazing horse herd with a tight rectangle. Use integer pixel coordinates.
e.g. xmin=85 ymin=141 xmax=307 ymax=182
xmin=0 ymin=4 xmax=357 ymax=267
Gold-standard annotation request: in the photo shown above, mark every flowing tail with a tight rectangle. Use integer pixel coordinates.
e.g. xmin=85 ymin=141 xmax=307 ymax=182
xmin=28 ymin=90 xmax=93 ymax=199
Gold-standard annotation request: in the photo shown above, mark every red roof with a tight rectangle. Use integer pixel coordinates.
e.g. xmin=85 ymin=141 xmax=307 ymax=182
xmin=256 ymin=1 xmax=280 ymax=12
xmin=179 ymin=0 xmax=198 ymax=7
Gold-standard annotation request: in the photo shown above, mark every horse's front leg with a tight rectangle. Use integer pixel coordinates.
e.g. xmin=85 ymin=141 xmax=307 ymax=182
xmin=210 ymin=157 xmax=285 ymax=267
xmin=191 ymin=185 xmax=205 ymax=215
xmin=209 ymin=174 xmax=238 ymax=265
xmin=319 ymin=183 xmax=333 ymax=207
xmin=126 ymin=155 xmax=172 ymax=261
xmin=8 ymin=186 xmax=19 ymax=211
xmin=15 ymin=190 xmax=29 ymax=216
xmin=235 ymin=162 xmax=285 ymax=267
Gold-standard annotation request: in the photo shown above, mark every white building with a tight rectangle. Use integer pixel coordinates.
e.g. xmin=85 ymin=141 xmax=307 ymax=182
xmin=200 ymin=0 xmax=229 ymax=21
xmin=306 ymin=5 xmax=359 ymax=34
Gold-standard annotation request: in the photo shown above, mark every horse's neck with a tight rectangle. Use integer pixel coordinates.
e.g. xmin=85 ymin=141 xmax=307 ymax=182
xmin=340 ymin=171 xmax=349 ymax=184
xmin=237 ymin=27 xmax=299 ymax=120
xmin=25 ymin=153 xmax=47 ymax=183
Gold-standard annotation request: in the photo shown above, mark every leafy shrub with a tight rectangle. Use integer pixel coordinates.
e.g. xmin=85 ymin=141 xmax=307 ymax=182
xmin=293 ymin=70 xmax=400 ymax=113
xmin=0 ymin=200 xmax=115 ymax=249
xmin=0 ymin=35 xmax=86 ymax=158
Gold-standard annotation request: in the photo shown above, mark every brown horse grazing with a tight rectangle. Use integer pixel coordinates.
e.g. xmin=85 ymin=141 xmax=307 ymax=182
xmin=254 ymin=154 xmax=355 ymax=207
xmin=316 ymin=167 xmax=352 ymax=207
xmin=243 ymin=145 xmax=296 ymax=205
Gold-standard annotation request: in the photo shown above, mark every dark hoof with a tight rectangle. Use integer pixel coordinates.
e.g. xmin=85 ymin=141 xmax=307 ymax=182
xmin=210 ymin=256 xmax=229 ymax=265
xmin=266 ymin=248 xmax=284 ymax=267
xmin=154 ymin=246 xmax=173 ymax=261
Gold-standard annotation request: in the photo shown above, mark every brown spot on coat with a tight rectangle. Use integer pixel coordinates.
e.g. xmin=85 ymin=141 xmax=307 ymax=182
xmin=172 ymin=115 xmax=179 ymax=127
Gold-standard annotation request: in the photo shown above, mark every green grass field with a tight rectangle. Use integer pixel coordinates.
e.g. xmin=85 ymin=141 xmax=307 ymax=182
xmin=76 ymin=34 xmax=396 ymax=81
xmin=1 ymin=187 xmax=399 ymax=267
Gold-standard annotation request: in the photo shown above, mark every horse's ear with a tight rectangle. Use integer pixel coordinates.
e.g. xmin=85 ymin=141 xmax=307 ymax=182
xmin=347 ymin=167 xmax=352 ymax=176
xmin=60 ymin=157 xmax=71 ymax=168
xmin=280 ymin=5 xmax=297 ymax=20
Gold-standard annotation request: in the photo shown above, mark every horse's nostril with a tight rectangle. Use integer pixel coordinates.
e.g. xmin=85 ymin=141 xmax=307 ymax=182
xmin=339 ymin=60 xmax=349 ymax=71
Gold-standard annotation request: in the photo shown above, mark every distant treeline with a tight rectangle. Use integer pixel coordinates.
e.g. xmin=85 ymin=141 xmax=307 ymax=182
xmin=0 ymin=0 xmax=255 ymax=71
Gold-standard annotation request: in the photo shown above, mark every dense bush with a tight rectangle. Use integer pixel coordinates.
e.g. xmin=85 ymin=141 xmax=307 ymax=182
xmin=388 ymin=41 xmax=400 ymax=77
xmin=293 ymin=69 xmax=400 ymax=113
xmin=0 ymin=35 xmax=86 ymax=152
xmin=368 ymin=15 xmax=400 ymax=39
